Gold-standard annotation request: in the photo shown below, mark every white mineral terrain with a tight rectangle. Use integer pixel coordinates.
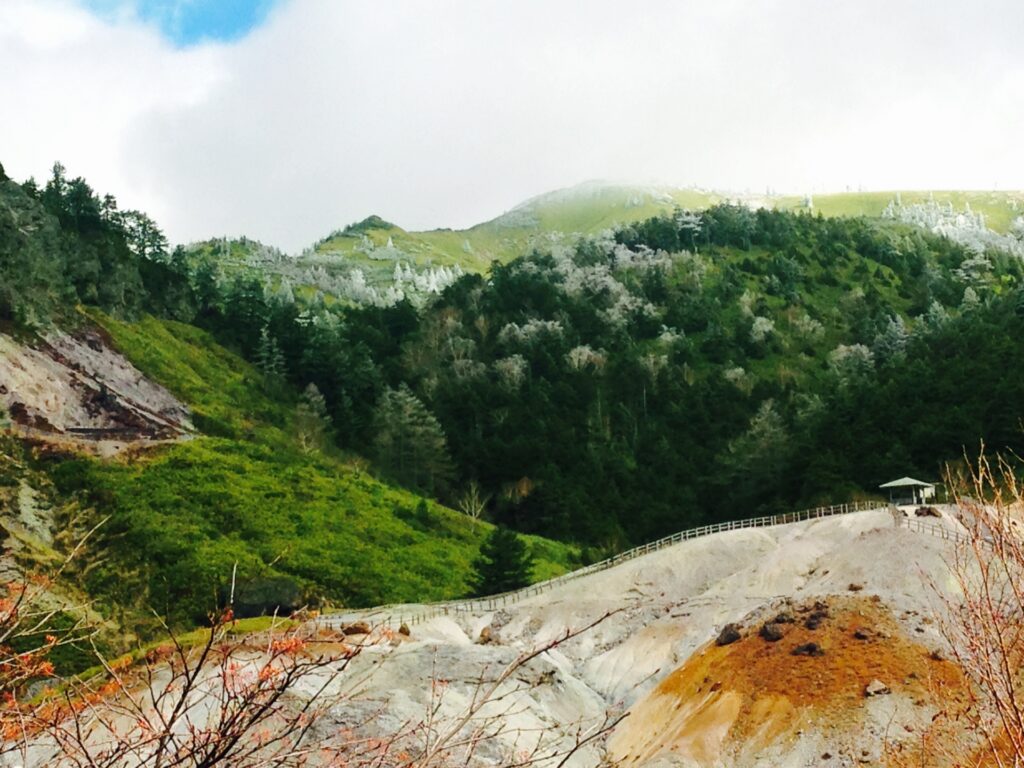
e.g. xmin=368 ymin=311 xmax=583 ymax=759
xmin=5 ymin=507 xmax=970 ymax=767
xmin=314 ymin=507 xmax=966 ymax=767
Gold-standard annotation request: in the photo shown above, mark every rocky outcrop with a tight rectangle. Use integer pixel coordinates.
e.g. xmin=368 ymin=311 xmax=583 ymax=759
xmin=0 ymin=328 xmax=191 ymax=450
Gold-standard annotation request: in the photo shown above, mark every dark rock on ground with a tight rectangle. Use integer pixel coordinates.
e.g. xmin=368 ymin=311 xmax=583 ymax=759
xmin=716 ymin=623 xmax=742 ymax=646
xmin=342 ymin=621 xmax=371 ymax=636
xmin=759 ymin=622 xmax=785 ymax=642
xmin=792 ymin=642 xmax=824 ymax=657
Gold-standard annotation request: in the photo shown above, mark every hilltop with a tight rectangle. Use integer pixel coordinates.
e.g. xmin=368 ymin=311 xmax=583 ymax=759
xmin=185 ymin=182 xmax=1024 ymax=308
xmin=307 ymin=183 xmax=722 ymax=272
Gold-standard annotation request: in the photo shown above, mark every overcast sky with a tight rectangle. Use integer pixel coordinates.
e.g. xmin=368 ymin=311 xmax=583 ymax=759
xmin=2 ymin=0 xmax=1023 ymax=251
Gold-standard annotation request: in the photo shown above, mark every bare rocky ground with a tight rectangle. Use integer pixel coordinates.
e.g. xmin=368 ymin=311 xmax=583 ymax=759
xmin=0 ymin=506 xmax=972 ymax=767
xmin=311 ymin=508 xmax=968 ymax=767
xmin=0 ymin=328 xmax=192 ymax=454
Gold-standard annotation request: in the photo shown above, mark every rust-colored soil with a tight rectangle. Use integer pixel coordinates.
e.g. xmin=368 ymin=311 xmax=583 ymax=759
xmin=609 ymin=596 xmax=967 ymax=766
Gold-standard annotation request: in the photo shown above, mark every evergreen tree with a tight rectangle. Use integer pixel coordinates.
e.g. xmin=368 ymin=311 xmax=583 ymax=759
xmin=255 ymin=326 xmax=285 ymax=380
xmin=295 ymin=383 xmax=332 ymax=454
xmin=469 ymin=527 xmax=535 ymax=597
xmin=372 ymin=384 xmax=453 ymax=493
xmin=872 ymin=314 xmax=910 ymax=364
xmin=120 ymin=209 xmax=169 ymax=261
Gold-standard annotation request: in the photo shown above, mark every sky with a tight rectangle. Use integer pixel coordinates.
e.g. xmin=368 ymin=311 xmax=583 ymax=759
xmin=2 ymin=0 xmax=1023 ymax=252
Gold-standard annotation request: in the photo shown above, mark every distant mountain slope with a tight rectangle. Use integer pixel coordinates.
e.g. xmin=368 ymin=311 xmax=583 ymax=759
xmin=303 ymin=185 xmax=1024 ymax=276
xmin=777 ymin=190 xmax=1024 ymax=233
xmin=309 ymin=183 xmax=721 ymax=274
xmin=186 ymin=184 xmax=1023 ymax=312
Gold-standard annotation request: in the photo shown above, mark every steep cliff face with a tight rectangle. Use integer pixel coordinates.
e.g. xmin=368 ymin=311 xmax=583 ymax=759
xmin=0 ymin=326 xmax=191 ymax=453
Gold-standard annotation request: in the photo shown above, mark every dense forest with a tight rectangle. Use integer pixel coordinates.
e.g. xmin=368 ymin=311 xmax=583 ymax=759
xmin=3 ymin=160 xmax=1024 ymax=559
xmin=182 ymin=200 xmax=1024 ymax=550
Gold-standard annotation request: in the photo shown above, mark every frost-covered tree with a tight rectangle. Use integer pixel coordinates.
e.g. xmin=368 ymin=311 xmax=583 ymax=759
xmin=494 ymin=355 xmax=528 ymax=391
xmin=738 ymin=290 xmax=757 ymax=318
xmin=750 ymin=316 xmax=775 ymax=344
xmin=274 ymin=278 xmax=295 ymax=305
xmin=828 ymin=343 xmax=875 ymax=383
xmin=674 ymin=208 xmax=703 ymax=250
xmin=295 ymin=383 xmax=332 ymax=454
xmin=497 ymin=319 xmax=564 ymax=346
xmin=962 ymin=286 xmax=981 ymax=312
xmin=923 ymin=300 xmax=950 ymax=331
xmin=658 ymin=326 xmax=684 ymax=345
xmin=723 ymin=366 xmax=751 ymax=394
xmin=872 ymin=315 xmax=910 ymax=364
xmin=566 ymin=345 xmax=606 ymax=372
xmin=955 ymin=254 xmax=994 ymax=286
xmin=792 ymin=313 xmax=824 ymax=342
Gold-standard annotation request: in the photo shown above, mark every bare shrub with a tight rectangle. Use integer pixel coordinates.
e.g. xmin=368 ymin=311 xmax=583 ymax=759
xmin=893 ymin=451 xmax=1024 ymax=767
xmin=2 ymin=590 xmax=622 ymax=768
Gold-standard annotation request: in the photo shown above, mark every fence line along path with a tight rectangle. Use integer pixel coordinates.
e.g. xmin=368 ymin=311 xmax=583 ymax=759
xmin=321 ymin=500 xmax=886 ymax=631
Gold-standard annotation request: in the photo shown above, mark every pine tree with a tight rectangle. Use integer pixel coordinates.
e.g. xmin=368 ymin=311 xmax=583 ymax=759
xmin=120 ymin=209 xmax=169 ymax=261
xmin=372 ymin=385 xmax=453 ymax=493
xmin=255 ymin=326 xmax=285 ymax=380
xmin=295 ymin=383 xmax=332 ymax=454
xmin=469 ymin=527 xmax=535 ymax=597
xmin=872 ymin=314 xmax=910 ymax=364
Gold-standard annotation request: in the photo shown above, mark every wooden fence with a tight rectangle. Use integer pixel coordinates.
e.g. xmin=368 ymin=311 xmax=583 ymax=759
xmin=321 ymin=500 xmax=884 ymax=630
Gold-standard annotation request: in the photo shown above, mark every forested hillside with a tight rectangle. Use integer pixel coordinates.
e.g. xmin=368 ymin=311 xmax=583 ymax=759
xmin=187 ymin=203 xmax=1024 ymax=550
xmin=3 ymin=158 xmax=1024 ymax=617
xmin=0 ymin=162 xmax=576 ymax=644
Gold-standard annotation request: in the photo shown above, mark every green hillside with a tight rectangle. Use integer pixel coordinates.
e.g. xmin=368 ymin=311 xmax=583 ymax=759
xmin=310 ymin=183 xmax=721 ymax=274
xmin=5 ymin=160 xmax=1024 ymax=644
xmin=41 ymin=312 xmax=576 ymax=633
xmin=776 ymin=190 xmax=1024 ymax=233
xmin=218 ymin=202 xmax=1024 ymax=549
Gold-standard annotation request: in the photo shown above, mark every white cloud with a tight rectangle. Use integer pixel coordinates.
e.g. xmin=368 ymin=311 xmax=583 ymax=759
xmin=2 ymin=0 xmax=1023 ymax=251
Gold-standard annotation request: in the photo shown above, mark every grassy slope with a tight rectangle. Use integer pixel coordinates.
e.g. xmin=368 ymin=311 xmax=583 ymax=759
xmin=49 ymin=313 xmax=576 ymax=626
xmin=294 ymin=186 xmax=1024 ymax=286
xmin=776 ymin=190 xmax=1024 ymax=232
xmin=307 ymin=185 xmax=722 ymax=278
xmin=194 ymin=186 xmax=1022 ymax=298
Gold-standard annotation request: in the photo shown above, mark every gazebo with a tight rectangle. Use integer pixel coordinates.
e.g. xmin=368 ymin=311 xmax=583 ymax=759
xmin=879 ymin=477 xmax=936 ymax=506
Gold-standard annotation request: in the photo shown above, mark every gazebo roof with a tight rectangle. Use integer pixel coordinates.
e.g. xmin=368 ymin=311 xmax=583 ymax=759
xmin=879 ymin=476 xmax=935 ymax=489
